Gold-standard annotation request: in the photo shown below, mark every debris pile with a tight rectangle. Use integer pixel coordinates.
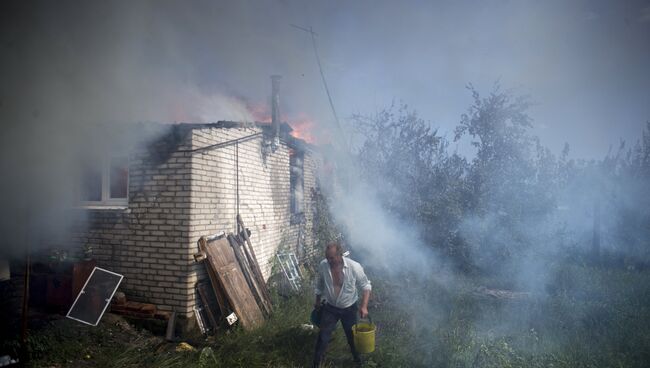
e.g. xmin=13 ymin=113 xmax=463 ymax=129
xmin=193 ymin=215 xmax=273 ymax=332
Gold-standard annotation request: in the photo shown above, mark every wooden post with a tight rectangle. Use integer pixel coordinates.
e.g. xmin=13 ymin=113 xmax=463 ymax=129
xmin=165 ymin=310 xmax=177 ymax=342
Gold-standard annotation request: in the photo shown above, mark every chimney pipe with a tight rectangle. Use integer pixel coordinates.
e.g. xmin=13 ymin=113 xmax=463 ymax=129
xmin=271 ymin=75 xmax=281 ymax=140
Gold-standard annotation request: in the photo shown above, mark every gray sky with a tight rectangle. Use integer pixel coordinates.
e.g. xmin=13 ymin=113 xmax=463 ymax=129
xmin=1 ymin=0 xmax=649 ymax=158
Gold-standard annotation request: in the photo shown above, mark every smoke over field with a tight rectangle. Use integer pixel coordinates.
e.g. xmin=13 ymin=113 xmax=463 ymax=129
xmin=313 ymin=88 xmax=650 ymax=366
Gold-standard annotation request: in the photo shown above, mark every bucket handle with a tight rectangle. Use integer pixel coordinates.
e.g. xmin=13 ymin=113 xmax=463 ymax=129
xmin=356 ymin=315 xmax=378 ymax=337
xmin=358 ymin=315 xmax=373 ymax=325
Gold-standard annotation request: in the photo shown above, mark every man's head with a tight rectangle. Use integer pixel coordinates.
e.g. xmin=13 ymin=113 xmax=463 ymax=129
xmin=325 ymin=242 xmax=343 ymax=267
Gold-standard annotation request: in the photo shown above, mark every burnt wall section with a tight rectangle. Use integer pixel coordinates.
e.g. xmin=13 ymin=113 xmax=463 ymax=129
xmin=71 ymin=126 xmax=194 ymax=315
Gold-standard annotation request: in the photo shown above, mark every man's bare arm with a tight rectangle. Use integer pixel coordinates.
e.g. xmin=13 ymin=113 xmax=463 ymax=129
xmin=359 ymin=289 xmax=370 ymax=318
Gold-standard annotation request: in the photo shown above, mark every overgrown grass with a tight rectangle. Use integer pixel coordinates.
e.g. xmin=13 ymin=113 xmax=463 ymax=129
xmin=368 ymin=261 xmax=650 ymax=368
xmin=22 ymin=260 xmax=650 ymax=367
xmin=24 ymin=314 xmax=196 ymax=368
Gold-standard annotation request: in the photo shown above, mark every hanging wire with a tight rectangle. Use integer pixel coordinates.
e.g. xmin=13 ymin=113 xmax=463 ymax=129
xmin=236 ymin=141 xmax=240 ymax=234
xmin=291 ymin=24 xmax=350 ymax=152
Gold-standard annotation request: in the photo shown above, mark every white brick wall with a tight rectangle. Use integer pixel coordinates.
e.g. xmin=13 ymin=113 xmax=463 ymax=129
xmin=72 ymin=123 xmax=317 ymax=317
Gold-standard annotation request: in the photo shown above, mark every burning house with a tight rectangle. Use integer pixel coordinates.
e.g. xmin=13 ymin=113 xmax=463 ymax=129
xmin=33 ymin=77 xmax=319 ymax=326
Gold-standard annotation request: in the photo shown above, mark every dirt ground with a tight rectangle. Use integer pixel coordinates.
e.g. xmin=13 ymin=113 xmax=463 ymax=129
xmin=18 ymin=312 xmax=201 ymax=368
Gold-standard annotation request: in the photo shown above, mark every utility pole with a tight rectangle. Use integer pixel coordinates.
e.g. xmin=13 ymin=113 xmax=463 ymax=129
xmin=290 ymin=24 xmax=350 ymax=153
xmin=20 ymin=210 xmax=31 ymax=366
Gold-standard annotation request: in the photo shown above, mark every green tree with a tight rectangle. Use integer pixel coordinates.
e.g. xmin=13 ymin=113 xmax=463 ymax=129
xmin=352 ymin=103 xmax=470 ymax=261
xmin=454 ymin=84 xmax=557 ymax=268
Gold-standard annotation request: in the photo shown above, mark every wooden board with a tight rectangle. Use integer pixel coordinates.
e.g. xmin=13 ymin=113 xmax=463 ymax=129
xmin=237 ymin=215 xmax=273 ymax=309
xmin=228 ymin=235 xmax=271 ymax=316
xmin=202 ymin=248 xmax=229 ymax=316
xmin=203 ymin=237 xmax=264 ymax=330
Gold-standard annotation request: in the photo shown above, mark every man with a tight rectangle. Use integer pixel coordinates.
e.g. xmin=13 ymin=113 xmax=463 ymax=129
xmin=313 ymin=242 xmax=371 ymax=367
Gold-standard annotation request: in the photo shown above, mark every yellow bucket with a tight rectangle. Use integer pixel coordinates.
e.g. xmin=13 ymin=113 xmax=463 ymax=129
xmin=352 ymin=319 xmax=376 ymax=354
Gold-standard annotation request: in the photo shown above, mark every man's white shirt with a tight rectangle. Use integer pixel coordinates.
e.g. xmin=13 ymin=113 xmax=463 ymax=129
xmin=314 ymin=257 xmax=371 ymax=309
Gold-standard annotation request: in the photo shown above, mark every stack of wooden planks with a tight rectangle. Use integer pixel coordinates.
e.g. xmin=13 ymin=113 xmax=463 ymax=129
xmin=111 ymin=298 xmax=170 ymax=320
xmin=194 ymin=215 xmax=273 ymax=331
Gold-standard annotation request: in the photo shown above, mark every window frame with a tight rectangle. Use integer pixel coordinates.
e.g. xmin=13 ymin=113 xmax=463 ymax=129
xmin=79 ymin=154 xmax=129 ymax=208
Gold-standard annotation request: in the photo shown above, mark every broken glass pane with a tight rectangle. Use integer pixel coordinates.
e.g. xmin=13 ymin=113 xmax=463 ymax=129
xmin=67 ymin=267 xmax=123 ymax=326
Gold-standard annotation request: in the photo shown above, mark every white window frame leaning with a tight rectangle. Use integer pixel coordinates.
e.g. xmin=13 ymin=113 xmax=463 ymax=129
xmin=79 ymin=154 xmax=129 ymax=209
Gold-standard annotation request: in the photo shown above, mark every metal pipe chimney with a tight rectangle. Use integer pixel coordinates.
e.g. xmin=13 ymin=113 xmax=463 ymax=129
xmin=271 ymin=75 xmax=281 ymax=140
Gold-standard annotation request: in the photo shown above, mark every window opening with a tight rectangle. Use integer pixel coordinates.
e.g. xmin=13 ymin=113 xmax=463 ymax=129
xmin=290 ymin=150 xmax=304 ymax=217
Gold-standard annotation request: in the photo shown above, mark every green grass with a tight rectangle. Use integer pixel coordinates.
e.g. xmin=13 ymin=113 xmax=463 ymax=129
xmin=20 ymin=260 xmax=650 ymax=367
xmin=367 ymin=262 xmax=650 ymax=368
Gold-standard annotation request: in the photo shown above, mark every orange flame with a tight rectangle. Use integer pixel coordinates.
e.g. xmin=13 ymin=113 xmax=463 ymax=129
xmin=289 ymin=117 xmax=318 ymax=144
xmin=168 ymin=93 xmax=324 ymax=145
xmin=246 ymin=103 xmax=323 ymax=145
